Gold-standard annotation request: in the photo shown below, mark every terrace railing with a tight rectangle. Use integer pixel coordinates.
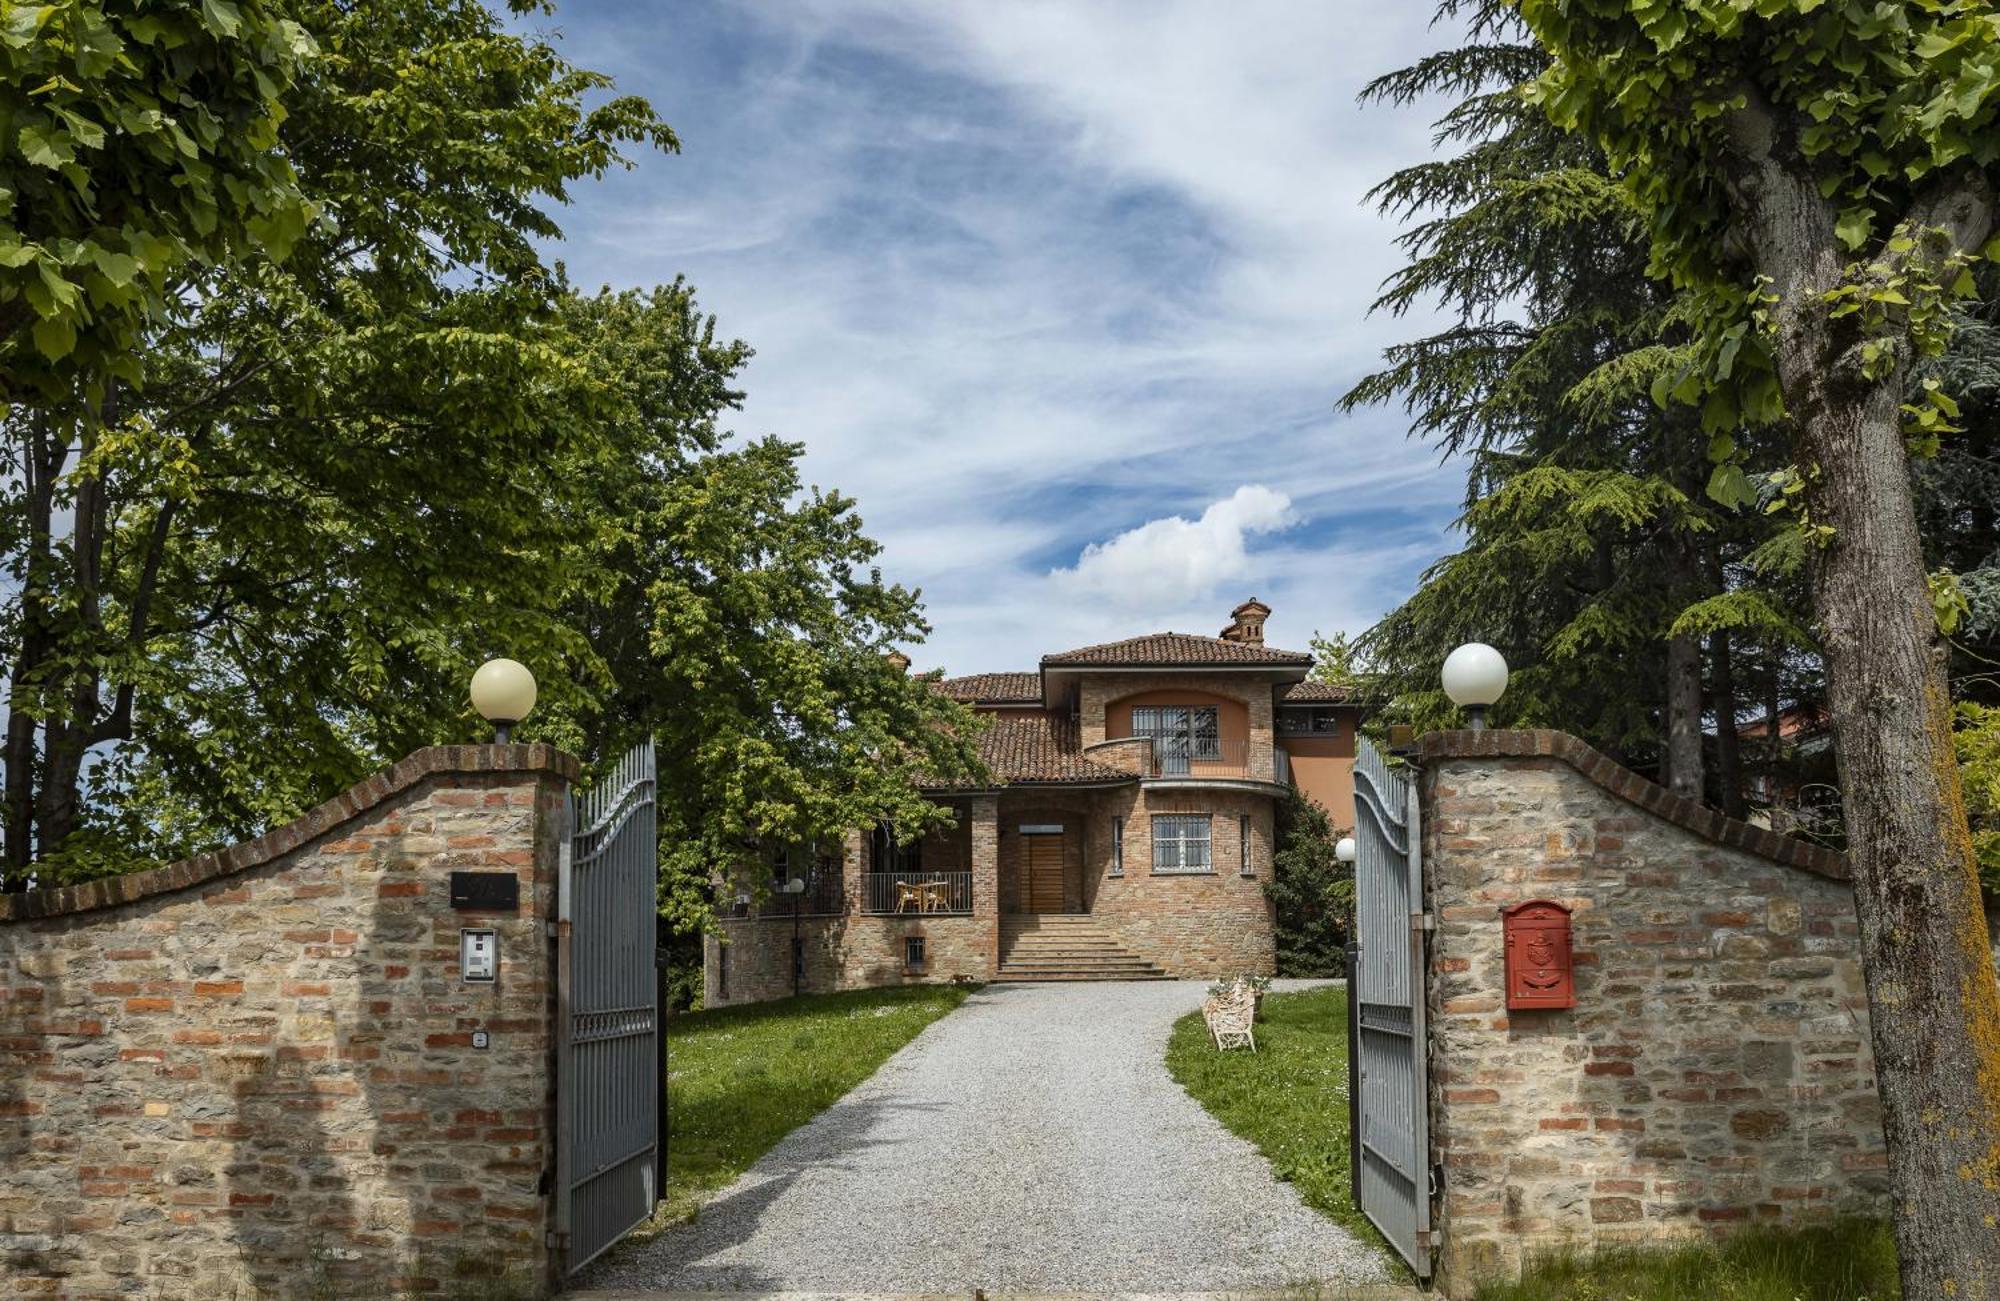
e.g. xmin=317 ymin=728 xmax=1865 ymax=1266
xmin=862 ymin=871 xmax=973 ymax=915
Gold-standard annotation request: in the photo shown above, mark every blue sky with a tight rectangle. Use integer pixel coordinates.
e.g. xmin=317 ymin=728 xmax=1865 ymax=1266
xmin=530 ymin=1 xmax=1464 ymax=674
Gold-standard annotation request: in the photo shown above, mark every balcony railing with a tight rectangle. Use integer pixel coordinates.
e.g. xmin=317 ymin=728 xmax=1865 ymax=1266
xmin=862 ymin=871 xmax=973 ymax=915
xmin=721 ymin=871 xmax=845 ymax=918
xmin=1109 ymin=737 xmax=1261 ymax=779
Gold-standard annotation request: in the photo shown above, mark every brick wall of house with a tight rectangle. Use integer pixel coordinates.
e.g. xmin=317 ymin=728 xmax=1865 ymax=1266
xmin=0 ymin=745 xmax=576 ymax=1299
xmin=1086 ymin=786 xmax=1276 ymax=978
xmin=1415 ymin=731 xmax=1885 ymax=1296
xmin=704 ymin=914 xmax=993 ymax=1006
xmin=704 ymin=795 xmax=1000 ymax=1007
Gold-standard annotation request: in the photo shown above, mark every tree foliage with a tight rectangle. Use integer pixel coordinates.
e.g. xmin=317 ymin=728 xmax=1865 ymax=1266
xmin=1344 ymin=2 xmax=1807 ymax=810
xmin=1267 ymin=787 xmax=1353 ymax=979
xmin=1 ymin=0 xmax=985 ymax=914
xmin=2 ymin=0 xmax=313 ymax=392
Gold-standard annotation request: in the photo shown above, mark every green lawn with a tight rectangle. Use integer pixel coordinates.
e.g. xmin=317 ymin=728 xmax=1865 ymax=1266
xmin=658 ymin=984 xmax=973 ymax=1224
xmin=1477 ymin=1221 xmax=1899 ymax=1301
xmin=1165 ymin=983 xmax=1382 ymax=1248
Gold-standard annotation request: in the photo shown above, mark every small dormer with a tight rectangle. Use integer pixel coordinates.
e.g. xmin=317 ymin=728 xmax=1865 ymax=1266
xmin=1219 ymin=598 xmax=1270 ymax=646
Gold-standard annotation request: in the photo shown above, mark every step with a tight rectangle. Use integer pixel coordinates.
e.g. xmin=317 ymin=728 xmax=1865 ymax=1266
xmin=997 ymin=960 xmax=1163 ymax=973
xmin=996 ymin=952 xmax=1168 ymax=960
xmin=996 ymin=968 xmax=1176 ymax=976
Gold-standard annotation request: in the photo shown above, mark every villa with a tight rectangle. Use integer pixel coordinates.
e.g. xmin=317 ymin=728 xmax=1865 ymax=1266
xmin=704 ymin=600 xmax=1366 ymax=1005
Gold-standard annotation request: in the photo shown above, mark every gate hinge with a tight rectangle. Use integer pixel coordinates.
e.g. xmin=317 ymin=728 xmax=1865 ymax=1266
xmin=547 ymin=920 xmax=571 ymax=940
xmin=545 ymin=1230 xmax=569 ymax=1251
xmin=1411 ymin=911 xmax=1435 ymax=934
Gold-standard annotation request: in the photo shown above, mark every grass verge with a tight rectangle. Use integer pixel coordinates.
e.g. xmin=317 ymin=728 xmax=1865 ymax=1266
xmin=1476 ymin=1219 xmax=1899 ymax=1300
xmin=1165 ymin=983 xmax=1382 ymax=1250
xmin=653 ymin=983 xmax=972 ymax=1227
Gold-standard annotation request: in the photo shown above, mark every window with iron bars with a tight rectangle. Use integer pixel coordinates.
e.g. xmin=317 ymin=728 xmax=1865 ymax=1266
xmin=1132 ymin=705 xmax=1221 ymax=770
xmin=1151 ymin=814 xmax=1213 ymax=874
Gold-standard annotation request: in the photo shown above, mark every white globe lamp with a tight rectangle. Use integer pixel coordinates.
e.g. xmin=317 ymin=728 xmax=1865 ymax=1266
xmin=1334 ymin=836 xmax=1357 ymax=865
xmin=1441 ymin=642 xmax=1509 ymax=731
xmin=470 ymin=657 xmax=538 ymax=742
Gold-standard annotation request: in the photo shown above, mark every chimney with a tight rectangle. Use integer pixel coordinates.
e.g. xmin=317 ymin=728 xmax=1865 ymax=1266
xmin=885 ymin=650 xmax=911 ymax=673
xmin=1220 ymin=598 xmax=1270 ymax=646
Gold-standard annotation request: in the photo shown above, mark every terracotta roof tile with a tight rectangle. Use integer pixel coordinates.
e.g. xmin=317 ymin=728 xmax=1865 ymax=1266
xmin=976 ymin=712 xmax=1135 ymax=784
xmin=1041 ymin=632 xmax=1312 ymax=667
xmin=936 ymin=671 xmax=1042 ymax=703
xmin=1279 ymin=680 xmax=1359 ymax=703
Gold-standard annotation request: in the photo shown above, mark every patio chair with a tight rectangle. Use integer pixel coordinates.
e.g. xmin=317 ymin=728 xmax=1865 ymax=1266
xmin=895 ymin=881 xmax=925 ymax=913
xmin=1203 ymin=985 xmax=1257 ymax=1052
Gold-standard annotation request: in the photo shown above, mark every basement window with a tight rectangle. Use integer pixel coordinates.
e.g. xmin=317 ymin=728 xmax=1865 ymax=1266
xmin=905 ymin=936 xmax=927 ymax=970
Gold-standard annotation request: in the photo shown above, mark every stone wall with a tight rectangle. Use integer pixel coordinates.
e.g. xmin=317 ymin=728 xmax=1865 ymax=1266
xmin=0 ymin=745 xmax=576 ymax=1299
xmin=1414 ymin=731 xmax=1882 ymax=1296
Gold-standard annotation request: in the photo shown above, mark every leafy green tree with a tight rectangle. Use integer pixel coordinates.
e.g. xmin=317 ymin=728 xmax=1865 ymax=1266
xmin=1267 ymin=788 xmax=1354 ymax=978
xmin=541 ymin=289 xmax=988 ymax=937
xmin=1 ymin=0 xmax=313 ymax=397
xmin=2 ymin=0 xmax=983 ymax=928
xmin=1508 ymin=1 xmax=2000 ymax=1281
xmin=1 ymin=0 xmax=669 ymax=877
xmin=1344 ymin=1 xmax=1808 ymax=811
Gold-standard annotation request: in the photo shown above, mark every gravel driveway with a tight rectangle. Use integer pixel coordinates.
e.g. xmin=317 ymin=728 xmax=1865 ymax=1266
xmin=576 ymin=980 xmax=1386 ymax=1295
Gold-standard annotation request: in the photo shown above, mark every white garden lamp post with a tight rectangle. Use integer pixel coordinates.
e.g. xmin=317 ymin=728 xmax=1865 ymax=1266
xmin=1335 ymin=836 xmax=1357 ymax=865
xmin=1442 ymin=642 xmax=1509 ymax=731
xmin=470 ymin=657 xmax=538 ymax=743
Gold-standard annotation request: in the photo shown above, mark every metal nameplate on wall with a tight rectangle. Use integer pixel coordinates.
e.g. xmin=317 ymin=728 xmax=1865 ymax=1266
xmin=450 ymin=871 xmax=521 ymax=912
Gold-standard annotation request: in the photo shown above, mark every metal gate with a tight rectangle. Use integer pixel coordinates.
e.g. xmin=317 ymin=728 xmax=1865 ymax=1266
xmin=1351 ymin=736 xmax=1432 ymax=1279
xmin=556 ymin=739 xmax=660 ymax=1274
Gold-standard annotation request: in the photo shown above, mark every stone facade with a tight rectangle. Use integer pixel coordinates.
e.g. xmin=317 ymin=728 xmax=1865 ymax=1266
xmin=1085 ymin=785 xmax=1275 ymax=976
xmin=1414 ymin=731 xmax=1883 ymax=1296
xmin=0 ymin=744 xmax=576 ymax=1299
xmin=704 ymin=779 xmax=1279 ymax=1006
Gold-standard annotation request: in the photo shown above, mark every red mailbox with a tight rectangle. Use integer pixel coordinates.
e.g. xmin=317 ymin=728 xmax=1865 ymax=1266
xmin=1502 ymin=899 xmax=1575 ymax=1010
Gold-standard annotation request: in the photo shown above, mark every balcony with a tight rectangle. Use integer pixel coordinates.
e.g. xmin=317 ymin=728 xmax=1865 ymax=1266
xmin=1108 ymin=737 xmax=1265 ymax=781
xmin=724 ymin=871 xmax=844 ymax=918
xmin=862 ymin=871 xmax=973 ymax=915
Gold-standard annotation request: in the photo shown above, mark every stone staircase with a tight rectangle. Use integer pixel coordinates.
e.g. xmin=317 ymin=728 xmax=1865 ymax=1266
xmin=997 ymin=914 xmax=1169 ymax=982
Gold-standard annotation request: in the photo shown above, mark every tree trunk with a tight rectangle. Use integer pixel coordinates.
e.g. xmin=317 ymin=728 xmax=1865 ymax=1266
xmin=3 ymin=421 xmax=60 ymax=886
xmin=1717 ymin=96 xmax=2000 ymax=1287
xmin=1793 ymin=372 xmax=2000 ymax=1289
xmin=1709 ymin=629 xmax=1746 ymax=819
xmin=1664 ymin=630 xmax=1705 ymax=801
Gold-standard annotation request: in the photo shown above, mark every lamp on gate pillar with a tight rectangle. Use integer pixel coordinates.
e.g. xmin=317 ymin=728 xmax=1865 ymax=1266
xmin=471 ymin=657 xmax=538 ymax=743
xmin=1335 ymin=836 xmax=1357 ymax=865
xmin=1442 ymin=642 xmax=1508 ymax=731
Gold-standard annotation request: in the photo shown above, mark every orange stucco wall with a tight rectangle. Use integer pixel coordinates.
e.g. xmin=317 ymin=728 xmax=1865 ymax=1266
xmin=1280 ymin=726 xmax=1357 ymax=830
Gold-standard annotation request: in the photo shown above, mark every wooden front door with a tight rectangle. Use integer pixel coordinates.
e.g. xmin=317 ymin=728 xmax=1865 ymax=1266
xmin=1025 ymin=833 xmax=1066 ymax=913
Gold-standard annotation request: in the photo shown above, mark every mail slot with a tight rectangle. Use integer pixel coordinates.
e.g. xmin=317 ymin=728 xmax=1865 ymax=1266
xmin=1502 ymin=899 xmax=1575 ymax=1010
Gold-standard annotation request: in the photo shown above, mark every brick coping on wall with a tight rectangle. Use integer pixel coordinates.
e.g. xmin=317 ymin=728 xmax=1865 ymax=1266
xmin=0 ymin=742 xmax=581 ymax=923
xmin=1412 ymin=728 xmax=1850 ymax=882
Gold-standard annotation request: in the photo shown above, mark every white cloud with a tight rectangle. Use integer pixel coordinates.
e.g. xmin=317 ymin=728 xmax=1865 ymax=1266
xmin=538 ymin=0 xmax=1471 ymax=673
xmin=1052 ymin=486 xmax=1296 ymax=608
